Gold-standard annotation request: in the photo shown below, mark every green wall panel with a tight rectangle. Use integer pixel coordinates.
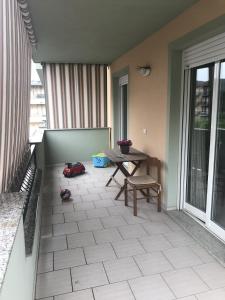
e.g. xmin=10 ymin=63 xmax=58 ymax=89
xmin=44 ymin=128 xmax=110 ymax=165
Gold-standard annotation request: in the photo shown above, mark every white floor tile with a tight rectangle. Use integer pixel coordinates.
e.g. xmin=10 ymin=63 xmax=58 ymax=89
xmin=93 ymin=281 xmax=135 ymax=300
xmin=107 ymin=206 xmax=131 ymax=216
xmin=84 ymin=243 xmax=116 ymax=263
xmin=142 ymin=222 xmax=172 ymax=235
xmin=75 ymin=202 xmax=95 ymax=211
xmin=64 ymin=211 xmax=87 ymax=222
xmin=53 ymin=222 xmax=79 ymax=236
xmin=42 ymin=213 xmax=64 ymax=226
xmin=82 ymin=193 xmax=101 ymax=201
xmin=36 ymin=269 xmax=72 ymax=299
xmin=101 ymin=216 xmax=127 ymax=228
xmin=55 ymin=289 xmax=94 ymax=300
xmin=162 ymin=268 xmax=208 ymax=298
xmin=123 ymin=214 xmax=148 ymax=225
xmin=139 ymin=235 xmax=173 ymax=252
xmin=71 ymin=263 xmax=108 ymax=290
xmin=38 ymin=252 xmax=53 ymax=274
xmin=53 ymin=204 xmax=74 ymax=214
xmin=40 ymin=236 xmax=67 ymax=253
xmin=129 ymin=274 xmax=175 ymax=300
xmin=78 ymin=218 xmax=103 ymax=232
xmin=196 ymin=288 xmax=225 ymax=300
xmin=134 ymin=252 xmax=173 ymax=275
xmin=112 ymin=239 xmax=145 ymax=258
xmin=193 ymin=262 xmax=225 ymax=289
xmin=93 ymin=228 xmax=122 ymax=244
xmin=118 ymin=224 xmax=148 ymax=239
xmin=86 ymin=207 xmax=109 ymax=219
xmin=163 ymin=246 xmax=203 ymax=269
xmin=94 ymin=200 xmax=115 ymax=208
xmin=67 ymin=232 xmax=96 ymax=248
xmin=54 ymin=248 xmax=86 ymax=270
xmin=188 ymin=244 xmax=215 ymax=263
xmin=103 ymin=257 xmax=141 ymax=283
xmin=177 ymin=297 xmax=197 ymax=300
xmin=41 ymin=225 xmax=53 ymax=238
xmin=164 ymin=231 xmax=195 ymax=247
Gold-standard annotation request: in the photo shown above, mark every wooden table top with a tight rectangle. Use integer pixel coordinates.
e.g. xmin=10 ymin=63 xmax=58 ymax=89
xmin=104 ymin=147 xmax=148 ymax=163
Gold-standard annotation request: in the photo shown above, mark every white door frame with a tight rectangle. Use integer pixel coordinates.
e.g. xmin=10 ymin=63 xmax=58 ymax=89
xmin=179 ymin=60 xmax=225 ymax=241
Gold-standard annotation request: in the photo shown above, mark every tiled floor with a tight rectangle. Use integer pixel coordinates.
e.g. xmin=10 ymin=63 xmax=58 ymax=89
xmin=35 ymin=162 xmax=225 ymax=300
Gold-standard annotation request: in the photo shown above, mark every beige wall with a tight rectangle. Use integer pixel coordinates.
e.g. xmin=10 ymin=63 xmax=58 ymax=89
xmin=110 ymin=0 xmax=225 ymax=207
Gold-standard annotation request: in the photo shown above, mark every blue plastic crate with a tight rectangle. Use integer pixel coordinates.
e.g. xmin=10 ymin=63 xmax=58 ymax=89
xmin=92 ymin=153 xmax=110 ymax=168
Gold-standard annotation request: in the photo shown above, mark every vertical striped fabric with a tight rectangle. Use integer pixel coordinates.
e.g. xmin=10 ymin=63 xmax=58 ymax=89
xmin=0 ymin=0 xmax=32 ymax=192
xmin=43 ymin=63 xmax=107 ymax=129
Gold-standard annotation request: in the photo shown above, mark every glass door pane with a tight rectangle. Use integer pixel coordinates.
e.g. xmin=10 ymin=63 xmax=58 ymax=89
xmin=186 ymin=65 xmax=214 ymax=212
xmin=211 ymin=62 xmax=225 ymax=229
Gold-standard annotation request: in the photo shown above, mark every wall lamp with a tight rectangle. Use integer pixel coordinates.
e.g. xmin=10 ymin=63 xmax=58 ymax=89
xmin=136 ymin=65 xmax=151 ymax=77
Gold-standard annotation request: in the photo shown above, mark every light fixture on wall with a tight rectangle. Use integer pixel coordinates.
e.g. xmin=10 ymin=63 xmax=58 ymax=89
xmin=136 ymin=65 xmax=151 ymax=77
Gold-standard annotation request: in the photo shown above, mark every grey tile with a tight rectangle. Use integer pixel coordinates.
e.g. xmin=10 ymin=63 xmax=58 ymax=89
xmin=42 ymin=213 xmax=64 ymax=226
xmin=78 ymin=218 xmax=103 ymax=232
xmin=36 ymin=269 xmax=72 ymax=299
xmin=93 ymin=228 xmax=122 ymax=244
xmin=64 ymin=211 xmax=87 ymax=222
xmin=55 ymin=289 xmax=94 ymax=300
xmin=40 ymin=236 xmax=67 ymax=253
xmin=71 ymin=263 xmax=108 ymax=290
xmin=75 ymin=188 xmax=89 ymax=196
xmin=112 ymin=239 xmax=145 ymax=258
xmin=67 ymin=232 xmax=96 ymax=248
xmin=129 ymin=274 xmax=175 ymax=300
xmin=54 ymin=248 xmax=85 ymax=270
xmin=41 ymin=225 xmax=53 ymax=238
xmin=193 ymin=262 xmax=225 ymax=289
xmin=86 ymin=207 xmax=109 ymax=219
xmin=142 ymin=222 xmax=172 ymax=235
xmin=139 ymin=234 xmax=173 ymax=252
xmin=118 ymin=224 xmax=148 ymax=239
xmin=134 ymin=252 xmax=173 ymax=275
xmin=196 ymin=288 xmax=225 ymax=300
xmin=38 ymin=252 xmax=53 ymax=274
xmin=84 ymin=243 xmax=116 ymax=263
xmin=177 ymin=297 xmax=197 ymax=300
xmin=53 ymin=204 xmax=74 ymax=214
xmin=93 ymin=281 xmax=135 ymax=300
xmin=75 ymin=202 xmax=95 ymax=211
xmin=188 ymin=244 xmax=215 ymax=263
xmin=101 ymin=216 xmax=127 ymax=228
xmin=123 ymin=214 xmax=148 ymax=225
xmin=162 ymin=268 xmax=208 ymax=298
xmin=104 ymin=257 xmax=141 ymax=283
xmin=163 ymin=246 xmax=203 ymax=269
xmin=53 ymin=222 xmax=79 ymax=236
xmin=164 ymin=231 xmax=195 ymax=247
xmin=94 ymin=200 xmax=115 ymax=208
xmin=82 ymin=193 xmax=101 ymax=201
xmin=107 ymin=206 xmax=131 ymax=216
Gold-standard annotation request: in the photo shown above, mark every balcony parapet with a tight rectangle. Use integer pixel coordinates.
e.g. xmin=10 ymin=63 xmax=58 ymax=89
xmin=0 ymin=192 xmax=27 ymax=290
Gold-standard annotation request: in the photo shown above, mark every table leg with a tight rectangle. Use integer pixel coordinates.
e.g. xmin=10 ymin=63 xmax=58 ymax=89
xmin=105 ymin=166 xmax=120 ymax=187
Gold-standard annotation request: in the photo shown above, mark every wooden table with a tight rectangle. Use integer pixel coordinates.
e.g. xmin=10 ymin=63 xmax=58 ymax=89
xmin=104 ymin=147 xmax=149 ymax=200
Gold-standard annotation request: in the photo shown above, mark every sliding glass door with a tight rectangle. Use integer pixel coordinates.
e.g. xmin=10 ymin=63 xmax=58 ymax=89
xmin=183 ymin=61 xmax=225 ymax=240
xmin=185 ymin=65 xmax=214 ymax=220
xmin=210 ymin=62 xmax=225 ymax=235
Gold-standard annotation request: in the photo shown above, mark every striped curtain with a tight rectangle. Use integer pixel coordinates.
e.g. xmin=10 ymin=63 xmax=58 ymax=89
xmin=43 ymin=63 xmax=107 ymax=129
xmin=0 ymin=0 xmax=32 ymax=192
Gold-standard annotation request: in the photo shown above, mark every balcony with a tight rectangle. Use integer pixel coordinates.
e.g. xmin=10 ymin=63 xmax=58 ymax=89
xmin=2 ymin=0 xmax=225 ymax=300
